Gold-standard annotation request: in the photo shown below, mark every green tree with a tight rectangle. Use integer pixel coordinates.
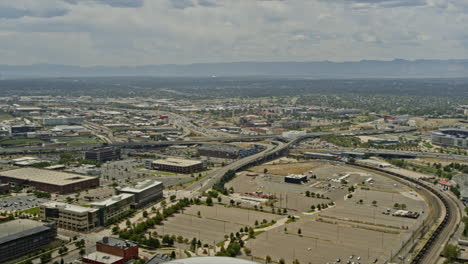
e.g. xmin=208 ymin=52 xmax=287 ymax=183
xmin=442 ymin=244 xmax=460 ymax=261
xmin=206 ymin=197 xmax=213 ymax=206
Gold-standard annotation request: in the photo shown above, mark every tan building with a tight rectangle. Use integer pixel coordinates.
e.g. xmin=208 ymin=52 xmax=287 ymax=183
xmin=0 ymin=168 xmax=99 ymax=194
xmin=40 ymin=202 xmax=99 ymax=232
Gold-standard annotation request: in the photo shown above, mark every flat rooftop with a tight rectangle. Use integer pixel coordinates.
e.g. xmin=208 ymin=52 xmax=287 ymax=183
xmin=99 ymin=236 xmax=137 ymax=248
xmin=0 ymin=219 xmax=52 ymax=245
xmin=152 ymin=158 xmax=202 ymax=167
xmin=118 ymin=180 xmax=163 ymax=193
xmin=0 ymin=168 xmax=98 ymax=186
xmin=90 ymin=193 xmax=134 ymax=207
xmin=41 ymin=201 xmax=98 ymax=213
xmin=0 ymin=219 xmax=44 ymax=238
xmin=83 ymin=252 xmax=123 ymax=264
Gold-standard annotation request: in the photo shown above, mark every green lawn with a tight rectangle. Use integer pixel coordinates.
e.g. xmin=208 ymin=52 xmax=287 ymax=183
xmin=21 ymin=207 xmax=40 ymax=215
xmin=0 ymin=138 xmax=43 ymax=146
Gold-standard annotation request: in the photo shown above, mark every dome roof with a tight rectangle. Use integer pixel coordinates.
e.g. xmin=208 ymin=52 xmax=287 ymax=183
xmin=166 ymin=257 xmax=259 ymax=264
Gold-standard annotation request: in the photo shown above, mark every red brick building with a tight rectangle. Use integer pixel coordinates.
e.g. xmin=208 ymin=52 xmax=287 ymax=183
xmin=96 ymin=237 xmax=138 ymax=262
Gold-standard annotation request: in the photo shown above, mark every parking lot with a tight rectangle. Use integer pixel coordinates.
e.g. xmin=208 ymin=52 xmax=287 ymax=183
xmin=153 ymin=205 xmax=283 ymax=244
xmin=226 ymin=160 xmax=429 ymax=263
xmin=0 ymin=195 xmax=48 ymax=211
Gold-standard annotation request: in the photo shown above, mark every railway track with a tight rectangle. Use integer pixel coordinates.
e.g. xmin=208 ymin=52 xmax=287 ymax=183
xmin=350 ymin=163 xmax=459 ymax=264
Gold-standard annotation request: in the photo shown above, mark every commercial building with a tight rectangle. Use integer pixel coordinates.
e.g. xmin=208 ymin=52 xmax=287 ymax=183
xmin=0 ymin=219 xmax=57 ymax=263
xmin=197 ymin=144 xmax=258 ymax=159
xmin=284 ymin=174 xmax=308 ymax=184
xmin=40 ymin=202 xmax=100 ymax=231
xmin=91 ymin=194 xmax=135 ymax=225
xmin=0 ymin=168 xmax=99 ymax=194
xmin=117 ymin=180 xmax=164 ymax=208
xmin=431 ymin=129 xmax=468 ymax=148
xmin=82 ymin=251 xmax=124 ymax=264
xmin=437 ymin=180 xmax=453 ymax=191
xmin=85 ymin=147 xmax=121 ymax=162
xmin=41 ymin=116 xmax=84 ymax=126
xmin=97 ymin=237 xmax=138 ymax=262
xmin=83 ymin=237 xmax=138 ymax=264
xmin=150 ymin=158 xmax=205 ymax=174
xmin=9 ymin=125 xmax=40 ymax=135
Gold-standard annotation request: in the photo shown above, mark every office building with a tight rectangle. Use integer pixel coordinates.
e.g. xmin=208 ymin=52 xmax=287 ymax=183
xmin=150 ymin=158 xmax=205 ymax=174
xmin=431 ymin=129 xmax=468 ymax=149
xmin=0 ymin=168 xmax=99 ymax=194
xmin=197 ymin=144 xmax=258 ymax=159
xmin=117 ymin=180 xmax=164 ymax=208
xmin=40 ymin=202 xmax=100 ymax=232
xmin=0 ymin=220 xmax=56 ymax=263
xmin=85 ymin=147 xmax=121 ymax=162
xmin=91 ymin=194 xmax=135 ymax=225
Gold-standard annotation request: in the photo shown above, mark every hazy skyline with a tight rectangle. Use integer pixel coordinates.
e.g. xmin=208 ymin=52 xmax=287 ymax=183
xmin=1 ymin=0 xmax=467 ymax=66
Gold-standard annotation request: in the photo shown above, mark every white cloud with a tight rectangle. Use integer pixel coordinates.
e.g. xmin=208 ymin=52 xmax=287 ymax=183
xmin=0 ymin=0 xmax=466 ymax=65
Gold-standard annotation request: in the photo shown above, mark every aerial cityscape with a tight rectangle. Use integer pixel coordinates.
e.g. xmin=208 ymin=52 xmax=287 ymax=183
xmin=1 ymin=1 xmax=468 ymax=264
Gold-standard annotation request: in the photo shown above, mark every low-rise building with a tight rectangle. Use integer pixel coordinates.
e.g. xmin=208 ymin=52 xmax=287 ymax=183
xmin=91 ymin=194 xmax=135 ymax=225
xmin=150 ymin=158 xmax=205 ymax=174
xmin=431 ymin=129 xmax=468 ymax=149
xmin=437 ymin=180 xmax=453 ymax=191
xmin=284 ymin=174 xmax=307 ymax=184
xmin=97 ymin=237 xmax=139 ymax=262
xmin=117 ymin=180 xmax=164 ymax=208
xmin=40 ymin=202 xmax=100 ymax=232
xmin=85 ymin=147 xmax=121 ymax=162
xmin=0 ymin=168 xmax=99 ymax=194
xmin=0 ymin=219 xmax=56 ymax=263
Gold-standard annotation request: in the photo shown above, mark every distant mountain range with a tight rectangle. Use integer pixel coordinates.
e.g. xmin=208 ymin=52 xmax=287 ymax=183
xmin=1 ymin=59 xmax=468 ymax=79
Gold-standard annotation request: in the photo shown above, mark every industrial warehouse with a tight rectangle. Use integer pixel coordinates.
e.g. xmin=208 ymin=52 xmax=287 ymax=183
xmin=0 ymin=168 xmax=99 ymax=194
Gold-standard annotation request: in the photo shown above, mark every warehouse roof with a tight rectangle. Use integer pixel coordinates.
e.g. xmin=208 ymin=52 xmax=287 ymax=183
xmin=152 ymin=158 xmax=202 ymax=167
xmin=0 ymin=168 xmax=98 ymax=186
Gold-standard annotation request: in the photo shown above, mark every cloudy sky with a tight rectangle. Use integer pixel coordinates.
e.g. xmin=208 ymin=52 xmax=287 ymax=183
xmin=0 ymin=0 xmax=467 ymax=66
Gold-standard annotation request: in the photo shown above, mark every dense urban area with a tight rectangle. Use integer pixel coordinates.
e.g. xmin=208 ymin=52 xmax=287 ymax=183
xmin=0 ymin=77 xmax=468 ymax=264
